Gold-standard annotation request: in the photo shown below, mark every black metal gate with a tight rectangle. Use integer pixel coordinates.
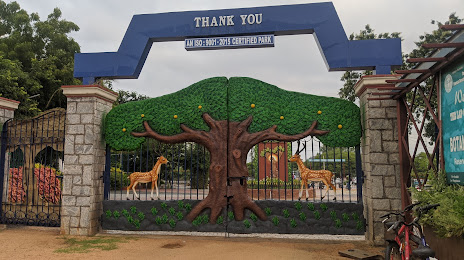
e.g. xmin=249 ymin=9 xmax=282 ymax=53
xmin=0 ymin=109 xmax=65 ymax=226
xmin=102 ymin=138 xmax=364 ymax=234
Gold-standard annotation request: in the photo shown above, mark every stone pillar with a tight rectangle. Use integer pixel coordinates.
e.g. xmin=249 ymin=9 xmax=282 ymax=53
xmin=61 ymin=85 xmax=117 ymax=236
xmin=0 ymin=97 xmax=19 ymax=205
xmin=355 ymin=75 xmax=402 ymax=245
xmin=0 ymin=97 xmax=19 ymax=124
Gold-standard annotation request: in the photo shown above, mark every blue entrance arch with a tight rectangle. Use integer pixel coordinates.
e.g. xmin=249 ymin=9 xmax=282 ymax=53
xmin=74 ymin=2 xmax=402 ymax=84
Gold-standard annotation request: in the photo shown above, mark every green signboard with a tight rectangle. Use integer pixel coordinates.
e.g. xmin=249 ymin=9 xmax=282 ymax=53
xmin=441 ymin=59 xmax=464 ymax=185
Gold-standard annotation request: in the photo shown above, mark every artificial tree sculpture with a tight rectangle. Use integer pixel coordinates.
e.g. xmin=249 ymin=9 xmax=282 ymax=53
xmin=104 ymin=77 xmax=361 ymax=222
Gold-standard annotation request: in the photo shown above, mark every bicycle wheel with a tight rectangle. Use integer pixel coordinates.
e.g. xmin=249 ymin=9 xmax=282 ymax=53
xmin=385 ymin=241 xmax=401 ymax=260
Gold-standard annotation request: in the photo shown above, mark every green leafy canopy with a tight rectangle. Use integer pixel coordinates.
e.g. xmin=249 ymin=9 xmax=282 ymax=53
xmin=105 ymin=77 xmax=361 ymax=150
xmin=0 ymin=1 xmax=81 ymax=118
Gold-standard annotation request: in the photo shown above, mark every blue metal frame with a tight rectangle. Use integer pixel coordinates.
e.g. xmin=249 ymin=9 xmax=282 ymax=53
xmin=74 ymin=2 xmax=402 ymax=84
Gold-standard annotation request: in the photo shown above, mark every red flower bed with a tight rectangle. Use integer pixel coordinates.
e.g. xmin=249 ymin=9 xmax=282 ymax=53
xmin=34 ymin=165 xmax=61 ymax=204
xmin=8 ymin=167 xmax=26 ymax=203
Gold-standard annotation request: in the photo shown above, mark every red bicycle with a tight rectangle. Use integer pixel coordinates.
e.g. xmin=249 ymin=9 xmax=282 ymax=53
xmin=381 ymin=202 xmax=440 ymax=260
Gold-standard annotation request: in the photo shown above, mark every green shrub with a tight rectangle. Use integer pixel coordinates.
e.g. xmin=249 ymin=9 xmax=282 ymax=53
xmin=168 ymin=207 xmax=176 ymax=215
xmin=155 ymin=216 xmax=163 ymax=225
xmin=161 ymin=214 xmax=168 ymax=224
xmin=307 ymin=203 xmax=315 ymax=211
xmin=109 ymin=167 xmax=130 ymax=190
xmin=216 ymin=216 xmax=224 ymax=225
xmin=264 ymin=207 xmax=272 ymax=216
xmin=151 ymin=207 xmax=158 ymax=215
xmin=282 ymin=209 xmax=290 ymax=218
xmin=243 ymin=219 xmax=251 ymax=228
xmin=351 ymin=212 xmax=359 ymax=221
xmin=299 ymin=212 xmax=306 ymax=221
xmin=169 ymin=219 xmax=176 ymax=228
xmin=161 ymin=202 xmax=168 ymax=210
xmin=177 ymin=200 xmax=184 ymax=210
xmin=122 ymin=209 xmax=129 ymax=218
xmin=250 ymin=213 xmax=258 ymax=222
xmin=176 ymin=212 xmax=184 ymax=221
xmin=105 ymin=210 xmax=112 ymax=219
xmin=272 ymin=216 xmax=279 ymax=226
xmin=330 ymin=210 xmax=337 ymax=220
xmin=294 ymin=202 xmax=302 ymax=211
xmin=290 ymin=218 xmax=297 ymax=228
xmin=320 ymin=204 xmax=328 ymax=212
xmin=201 ymin=214 xmax=209 ymax=224
xmin=138 ymin=212 xmax=145 ymax=221
xmin=192 ymin=216 xmax=202 ymax=226
xmin=411 ymin=172 xmax=464 ymax=238
xmin=130 ymin=206 xmax=137 ymax=214
xmin=335 ymin=219 xmax=342 ymax=228
xmin=314 ymin=211 xmax=321 ymax=220
xmin=342 ymin=213 xmax=349 ymax=222
xmin=184 ymin=203 xmax=192 ymax=212
xmin=113 ymin=210 xmax=120 ymax=219
xmin=133 ymin=219 xmax=140 ymax=229
xmin=228 ymin=211 xmax=234 ymax=221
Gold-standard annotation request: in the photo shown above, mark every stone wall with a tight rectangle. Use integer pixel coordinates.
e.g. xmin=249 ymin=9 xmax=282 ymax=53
xmin=355 ymin=75 xmax=402 ymax=245
xmin=60 ymin=85 xmax=117 ymax=235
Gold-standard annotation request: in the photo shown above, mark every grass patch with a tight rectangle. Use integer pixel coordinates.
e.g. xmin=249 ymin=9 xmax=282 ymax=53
xmin=55 ymin=236 xmax=132 ymax=253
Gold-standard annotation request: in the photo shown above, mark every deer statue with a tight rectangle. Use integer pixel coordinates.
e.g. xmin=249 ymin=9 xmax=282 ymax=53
xmin=126 ymin=155 xmax=168 ymax=200
xmin=288 ymin=141 xmax=336 ymax=201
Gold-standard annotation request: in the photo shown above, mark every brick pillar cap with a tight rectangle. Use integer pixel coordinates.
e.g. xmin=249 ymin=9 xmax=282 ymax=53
xmin=0 ymin=97 xmax=20 ymax=111
xmin=354 ymin=75 xmax=401 ymax=97
xmin=62 ymin=85 xmax=118 ymax=103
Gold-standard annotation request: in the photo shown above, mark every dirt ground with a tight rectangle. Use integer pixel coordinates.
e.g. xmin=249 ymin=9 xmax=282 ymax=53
xmin=0 ymin=226 xmax=384 ymax=260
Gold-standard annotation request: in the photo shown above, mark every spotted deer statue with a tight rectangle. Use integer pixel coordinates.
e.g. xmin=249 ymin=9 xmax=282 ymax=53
xmin=126 ymin=155 xmax=168 ymax=200
xmin=288 ymin=141 xmax=336 ymax=200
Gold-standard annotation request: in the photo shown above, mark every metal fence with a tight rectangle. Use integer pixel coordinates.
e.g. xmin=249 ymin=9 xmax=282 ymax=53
xmin=0 ymin=109 xmax=65 ymax=226
xmin=104 ymin=138 xmax=362 ymax=203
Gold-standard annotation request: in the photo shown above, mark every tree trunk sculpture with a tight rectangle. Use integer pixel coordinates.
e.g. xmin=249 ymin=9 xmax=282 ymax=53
xmin=132 ymin=113 xmax=328 ymax=222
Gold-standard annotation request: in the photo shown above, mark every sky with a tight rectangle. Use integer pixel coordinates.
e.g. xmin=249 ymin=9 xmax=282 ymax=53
xmin=12 ymin=0 xmax=464 ymax=99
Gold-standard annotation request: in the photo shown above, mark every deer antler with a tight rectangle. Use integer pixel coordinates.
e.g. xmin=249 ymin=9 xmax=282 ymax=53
xmin=295 ymin=140 xmax=307 ymax=155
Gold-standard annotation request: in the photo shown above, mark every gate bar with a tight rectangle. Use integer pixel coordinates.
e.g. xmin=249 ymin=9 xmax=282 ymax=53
xmin=355 ymin=145 xmax=363 ymax=203
xmin=0 ymin=121 xmax=9 ymax=217
xmin=103 ymin=145 xmax=111 ymax=200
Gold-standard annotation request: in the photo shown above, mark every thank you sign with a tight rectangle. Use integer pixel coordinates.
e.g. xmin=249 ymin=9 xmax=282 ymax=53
xmin=442 ymin=60 xmax=464 ymax=185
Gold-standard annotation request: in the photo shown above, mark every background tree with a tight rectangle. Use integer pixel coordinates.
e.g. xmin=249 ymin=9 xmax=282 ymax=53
xmin=115 ymin=89 xmax=149 ymax=105
xmin=104 ymin=77 xmax=362 ymax=222
xmin=310 ymin=146 xmax=357 ymax=179
xmin=338 ymin=25 xmax=401 ymax=102
xmin=339 ymin=14 xmax=462 ymax=144
xmin=412 ymin=152 xmax=432 ymax=179
xmin=0 ymin=1 xmax=80 ymax=118
xmin=405 ymin=13 xmax=462 ymax=142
